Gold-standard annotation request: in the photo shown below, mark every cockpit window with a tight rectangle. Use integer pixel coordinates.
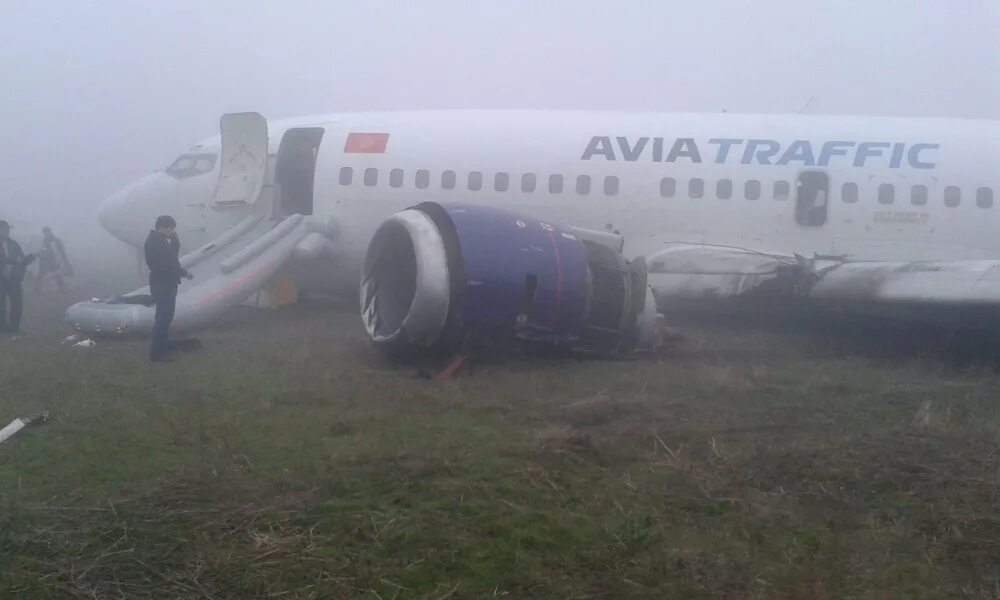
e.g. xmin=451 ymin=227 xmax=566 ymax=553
xmin=165 ymin=153 xmax=217 ymax=179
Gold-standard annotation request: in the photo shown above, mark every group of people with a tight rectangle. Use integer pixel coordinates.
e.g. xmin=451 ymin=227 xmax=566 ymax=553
xmin=0 ymin=220 xmax=73 ymax=336
xmin=2 ymin=214 xmax=192 ymax=362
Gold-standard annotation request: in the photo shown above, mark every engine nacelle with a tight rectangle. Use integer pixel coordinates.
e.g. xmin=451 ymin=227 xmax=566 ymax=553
xmin=360 ymin=202 xmax=665 ymax=356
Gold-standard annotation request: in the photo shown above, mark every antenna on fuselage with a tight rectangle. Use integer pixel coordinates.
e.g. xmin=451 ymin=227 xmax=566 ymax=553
xmin=798 ymin=95 xmax=817 ymax=114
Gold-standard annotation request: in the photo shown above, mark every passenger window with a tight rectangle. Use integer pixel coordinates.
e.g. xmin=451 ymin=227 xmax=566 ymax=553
xmin=744 ymin=180 xmax=760 ymax=200
xmin=468 ymin=171 xmax=483 ymax=191
xmin=389 ymin=168 xmax=403 ymax=188
xmin=495 ymin=172 xmax=509 ymax=192
xmin=521 ymin=173 xmax=536 ymax=192
xmin=795 ymin=171 xmax=828 ymax=227
xmin=842 ymin=182 xmax=858 ymax=203
xmin=911 ymin=185 xmax=928 ymax=206
xmin=442 ymin=170 xmax=456 ymax=190
xmin=364 ymin=168 xmax=378 ymax=187
xmin=660 ymin=177 xmax=676 ymax=198
xmin=576 ymin=175 xmax=591 ymax=195
xmin=338 ymin=166 xmax=353 ymax=186
xmin=603 ymin=176 xmax=619 ymax=196
xmin=774 ymin=181 xmax=790 ymax=201
xmin=689 ymin=178 xmax=704 ymax=199
xmin=878 ymin=183 xmax=894 ymax=205
xmin=716 ymin=179 xmax=732 ymax=199
xmin=977 ymin=187 xmax=993 ymax=209
xmin=415 ymin=169 xmax=430 ymax=189
xmin=549 ymin=174 xmax=563 ymax=193
xmin=945 ymin=186 xmax=961 ymax=207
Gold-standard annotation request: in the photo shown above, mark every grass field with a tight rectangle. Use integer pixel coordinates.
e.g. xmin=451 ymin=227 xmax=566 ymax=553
xmin=2 ymin=290 xmax=1000 ymax=598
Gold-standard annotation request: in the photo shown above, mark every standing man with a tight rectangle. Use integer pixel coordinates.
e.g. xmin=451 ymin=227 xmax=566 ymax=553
xmin=144 ymin=216 xmax=193 ymax=362
xmin=0 ymin=220 xmax=34 ymax=336
xmin=34 ymin=227 xmax=73 ymax=295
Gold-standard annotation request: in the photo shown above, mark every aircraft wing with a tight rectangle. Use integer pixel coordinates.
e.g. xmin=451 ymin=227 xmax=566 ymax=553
xmin=647 ymin=244 xmax=1000 ymax=305
xmin=808 ymin=260 xmax=1000 ymax=304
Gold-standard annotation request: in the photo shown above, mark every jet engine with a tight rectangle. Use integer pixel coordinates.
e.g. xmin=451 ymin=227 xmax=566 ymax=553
xmin=360 ymin=202 xmax=665 ymax=356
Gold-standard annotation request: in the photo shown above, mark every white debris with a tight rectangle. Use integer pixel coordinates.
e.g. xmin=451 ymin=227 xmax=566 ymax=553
xmin=73 ymin=339 xmax=96 ymax=348
xmin=0 ymin=419 xmax=26 ymax=445
xmin=62 ymin=334 xmax=80 ymax=344
xmin=0 ymin=412 xmax=48 ymax=445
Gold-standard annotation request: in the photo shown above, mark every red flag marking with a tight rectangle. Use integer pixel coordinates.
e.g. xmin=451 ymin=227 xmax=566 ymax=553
xmin=344 ymin=132 xmax=390 ymax=153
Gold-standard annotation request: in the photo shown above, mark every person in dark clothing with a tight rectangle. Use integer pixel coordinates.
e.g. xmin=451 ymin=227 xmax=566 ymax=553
xmin=0 ymin=220 xmax=35 ymax=335
xmin=34 ymin=227 xmax=73 ymax=295
xmin=144 ymin=215 xmax=193 ymax=362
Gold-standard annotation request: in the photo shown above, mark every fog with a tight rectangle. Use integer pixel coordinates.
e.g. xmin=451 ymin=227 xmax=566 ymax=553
xmin=1 ymin=0 xmax=998 ymax=273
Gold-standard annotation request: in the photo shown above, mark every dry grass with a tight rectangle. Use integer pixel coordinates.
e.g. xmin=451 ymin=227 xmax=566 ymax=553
xmin=2 ymin=290 xmax=1000 ymax=598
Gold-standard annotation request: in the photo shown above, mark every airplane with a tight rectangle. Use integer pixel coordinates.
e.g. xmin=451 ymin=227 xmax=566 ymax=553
xmin=73 ymin=110 xmax=1000 ymax=351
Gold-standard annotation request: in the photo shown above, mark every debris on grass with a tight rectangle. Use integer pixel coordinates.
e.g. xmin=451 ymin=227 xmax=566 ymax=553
xmin=0 ymin=411 xmax=50 ymax=445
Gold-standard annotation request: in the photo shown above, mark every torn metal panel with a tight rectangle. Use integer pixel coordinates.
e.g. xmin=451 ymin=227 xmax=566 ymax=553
xmin=646 ymin=245 xmax=801 ymax=299
xmin=565 ymin=226 xmax=624 ymax=253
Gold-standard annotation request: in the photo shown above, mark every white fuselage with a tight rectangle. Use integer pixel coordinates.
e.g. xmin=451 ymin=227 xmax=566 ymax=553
xmin=98 ymin=110 xmax=1000 ymax=292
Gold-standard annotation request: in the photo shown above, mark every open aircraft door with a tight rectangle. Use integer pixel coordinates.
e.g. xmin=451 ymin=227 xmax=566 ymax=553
xmin=211 ymin=112 xmax=268 ymax=207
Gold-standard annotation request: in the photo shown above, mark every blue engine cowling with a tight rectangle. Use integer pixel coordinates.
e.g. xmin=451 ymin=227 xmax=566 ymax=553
xmin=360 ymin=202 xmax=664 ymax=355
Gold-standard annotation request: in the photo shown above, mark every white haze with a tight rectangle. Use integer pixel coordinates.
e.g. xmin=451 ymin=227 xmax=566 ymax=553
xmin=0 ymin=0 xmax=998 ymax=271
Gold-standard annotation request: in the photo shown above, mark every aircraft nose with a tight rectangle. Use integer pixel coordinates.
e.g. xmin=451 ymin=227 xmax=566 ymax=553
xmin=98 ymin=187 xmax=140 ymax=246
xmin=98 ymin=173 xmax=175 ymax=247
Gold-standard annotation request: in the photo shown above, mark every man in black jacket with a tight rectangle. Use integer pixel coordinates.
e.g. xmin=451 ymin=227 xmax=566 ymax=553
xmin=145 ymin=215 xmax=193 ymax=362
xmin=0 ymin=220 xmax=34 ymax=335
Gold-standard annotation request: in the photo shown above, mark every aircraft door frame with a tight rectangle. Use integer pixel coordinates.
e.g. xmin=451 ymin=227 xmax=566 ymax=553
xmin=274 ymin=127 xmax=326 ymax=217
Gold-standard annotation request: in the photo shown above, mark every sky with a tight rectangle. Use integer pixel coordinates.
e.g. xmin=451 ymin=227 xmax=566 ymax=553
xmin=1 ymin=0 xmax=998 ymax=237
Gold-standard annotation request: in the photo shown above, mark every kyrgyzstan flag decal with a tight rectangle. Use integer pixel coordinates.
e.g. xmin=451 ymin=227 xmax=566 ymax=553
xmin=344 ymin=132 xmax=390 ymax=153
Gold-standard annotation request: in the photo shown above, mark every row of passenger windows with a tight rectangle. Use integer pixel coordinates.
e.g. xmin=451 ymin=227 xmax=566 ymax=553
xmin=337 ymin=166 xmax=995 ymax=209
xmin=849 ymin=182 xmax=993 ymax=208
xmin=662 ymin=178 xmax=994 ymax=208
xmin=340 ymin=167 xmax=620 ymax=196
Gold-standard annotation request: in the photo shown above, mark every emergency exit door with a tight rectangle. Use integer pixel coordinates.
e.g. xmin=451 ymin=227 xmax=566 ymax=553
xmin=211 ymin=112 xmax=269 ymax=207
xmin=795 ymin=171 xmax=829 ymax=227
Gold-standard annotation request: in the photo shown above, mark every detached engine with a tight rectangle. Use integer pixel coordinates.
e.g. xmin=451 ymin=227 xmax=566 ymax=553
xmin=360 ymin=202 xmax=665 ymax=356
